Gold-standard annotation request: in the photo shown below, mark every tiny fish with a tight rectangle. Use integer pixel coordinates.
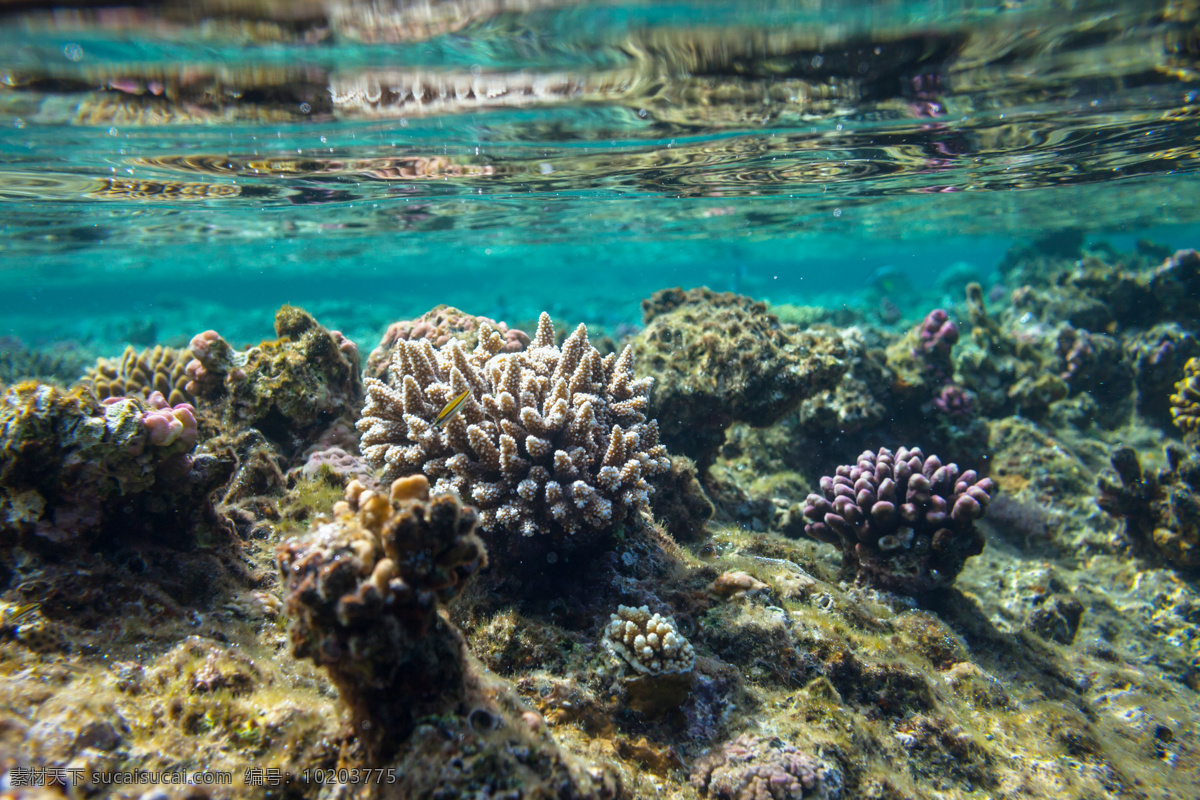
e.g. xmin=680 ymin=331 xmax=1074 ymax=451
xmin=434 ymin=388 xmax=471 ymax=429
xmin=0 ymin=602 xmax=38 ymax=628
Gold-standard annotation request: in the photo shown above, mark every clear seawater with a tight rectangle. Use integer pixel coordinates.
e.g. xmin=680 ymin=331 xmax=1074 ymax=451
xmin=0 ymin=0 xmax=1198 ymax=350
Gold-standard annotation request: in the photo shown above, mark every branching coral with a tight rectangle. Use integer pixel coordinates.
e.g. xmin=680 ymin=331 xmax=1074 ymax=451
xmin=1097 ymin=444 xmax=1200 ymax=568
xmin=276 ymin=474 xmax=487 ymax=758
xmin=87 ymin=344 xmax=195 ymax=407
xmin=800 ymin=446 xmax=995 ymax=593
xmin=1170 ymin=357 xmax=1200 ymax=436
xmin=602 ymin=604 xmax=695 ymax=677
xmin=358 ymin=313 xmax=669 ymax=566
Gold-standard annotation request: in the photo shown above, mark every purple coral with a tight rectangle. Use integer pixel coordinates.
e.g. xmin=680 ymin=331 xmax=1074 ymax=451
xmin=927 ymin=383 xmax=974 ymax=417
xmin=691 ymin=734 xmax=842 ymax=800
xmin=801 ymin=446 xmax=995 ymax=593
xmin=917 ymin=309 xmax=959 ymax=359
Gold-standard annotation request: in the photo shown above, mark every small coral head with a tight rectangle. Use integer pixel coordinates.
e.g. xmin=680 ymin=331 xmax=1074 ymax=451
xmin=801 ymin=446 xmax=994 ymax=593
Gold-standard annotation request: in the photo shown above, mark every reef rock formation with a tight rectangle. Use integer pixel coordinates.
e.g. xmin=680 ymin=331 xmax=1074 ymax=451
xmin=358 ymin=312 xmax=669 ymax=567
xmin=692 ymin=733 xmax=843 ymax=800
xmin=800 ymin=446 xmax=995 ymax=593
xmin=276 ymin=474 xmax=487 ymax=757
xmin=632 ymin=288 xmax=846 ymax=472
xmin=184 ymin=305 xmax=362 ymax=452
xmin=0 ymin=382 xmax=225 ymax=545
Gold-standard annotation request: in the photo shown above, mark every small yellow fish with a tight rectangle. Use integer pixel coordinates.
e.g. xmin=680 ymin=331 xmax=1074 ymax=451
xmin=434 ymin=388 xmax=471 ymax=429
xmin=0 ymin=601 xmax=38 ymax=628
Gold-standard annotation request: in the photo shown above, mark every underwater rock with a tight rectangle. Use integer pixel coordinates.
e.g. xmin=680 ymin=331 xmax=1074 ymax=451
xmin=800 ymin=446 xmax=994 ymax=593
xmin=1054 ymin=325 xmax=1132 ymax=428
xmin=86 ymin=344 xmax=195 ymax=407
xmin=691 ymin=733 xmax=843 ymax=800
xmin=358 ymin=312 xmax=669 ymax=570
xmin=1097 ymin=443 xmax=1200 ymax=568
xmin=366 ymin=304 xmax=530 ymax=378
xmin=1026 ymin=593 xmax=1084 ymax=645
xmin=184 ymin=305 xmax=362 ymax=453
xmin=0 ymin=382 xmax=226 ymax=546
xmin=632 ymin=287 xmax=846 ymax=472
xmin=276 ymin=474 xmax=487 ymax=759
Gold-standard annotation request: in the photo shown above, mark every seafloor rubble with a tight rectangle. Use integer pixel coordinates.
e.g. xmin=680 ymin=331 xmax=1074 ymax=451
xmin=1 ymin=240 xmax=1199 ymax=800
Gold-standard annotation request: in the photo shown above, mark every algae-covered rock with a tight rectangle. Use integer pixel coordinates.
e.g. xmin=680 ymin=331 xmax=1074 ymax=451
xmin=632 ymin=287 xmax=846 ymax=471
xmin=185 ymin=305 xmax=362 ymax=453
xmin=0 ymin=382 xmax=227 ymax=546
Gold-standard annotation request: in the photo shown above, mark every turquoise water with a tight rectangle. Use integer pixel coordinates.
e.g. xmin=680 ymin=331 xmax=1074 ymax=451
xmin=1 ymin=0 xmax=1198 ymax=348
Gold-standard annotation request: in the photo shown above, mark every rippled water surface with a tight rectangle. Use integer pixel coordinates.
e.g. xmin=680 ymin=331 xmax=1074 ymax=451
xmin=1 ymin=0 xmax=1199 ymax=342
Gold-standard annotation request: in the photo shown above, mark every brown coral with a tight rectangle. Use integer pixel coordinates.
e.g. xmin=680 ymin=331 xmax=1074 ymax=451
xmin=276 ymin=474 xmax=487 ymax=757
xmin=86 ymin=344 xmax=195 ymax=407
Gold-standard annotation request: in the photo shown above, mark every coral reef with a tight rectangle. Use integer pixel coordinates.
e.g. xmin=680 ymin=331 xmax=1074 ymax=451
xmin=366 ymin=304 xmax=530 ymax=377
xmin=691 ymin=733 xmax=843 ymax=800
xmin=1097 ymin=443 xmax=1200 ymax=568
xmin=184 ymin=305 xmax=362 ymax=452
xmin=86 ymin=344 xmax=195 ymax=407
xmin=632 ymin=288 xmax=845 ymax=471
xmin=800 ymin=446 xmax=995 ymax=593
xmin=0 ymin=336 xmax=92 ymax=387
xmin=0 ymin=382 xmax=226 ymax=545
xmin=358 ymin=312 xmax=669 ymax=568
xmin=276 ymin=474 xmax=487 ymax=757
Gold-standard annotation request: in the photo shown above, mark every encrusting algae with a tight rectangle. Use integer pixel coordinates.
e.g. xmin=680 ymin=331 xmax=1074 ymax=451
xmin=2 ymin=241 xmax=1200 ymax=800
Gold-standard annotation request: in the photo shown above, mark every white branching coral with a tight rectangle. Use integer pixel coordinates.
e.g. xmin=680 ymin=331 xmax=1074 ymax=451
xmin=357 ymin=313 xmax=670 ymax=547
xmin=602 ymin=605 xmax=695 ymax=676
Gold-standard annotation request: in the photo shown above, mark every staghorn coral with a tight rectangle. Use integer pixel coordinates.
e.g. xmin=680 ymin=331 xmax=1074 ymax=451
xmin=1170 ymin=356 xmax=1200 ymax=436
xmin=0 ymin=383 xmax=226 ymax=545
xmin=1097 ymin=444 xmax=1200 ymax=568
xmin=184 ymin=305 xmax=362 ymax=452
xmin=602 ymin=604 xmax=695 ymax=677
xmin=86 ymin=344 xmax=195 ymax=407
xmin=800 ymin=446 xmax=995 ymax=593
xmin=691 ymin=733 xmax=843 ymax=800
xmin=632 ymin=288 xmax=846 ymax=471
xmin=366 ymin=304 xmax=530 ymax=378
xmin=358 ymin=312 xmax=669 ymax=566
xmin=276 ymin=474 xmax=487 ymax=758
